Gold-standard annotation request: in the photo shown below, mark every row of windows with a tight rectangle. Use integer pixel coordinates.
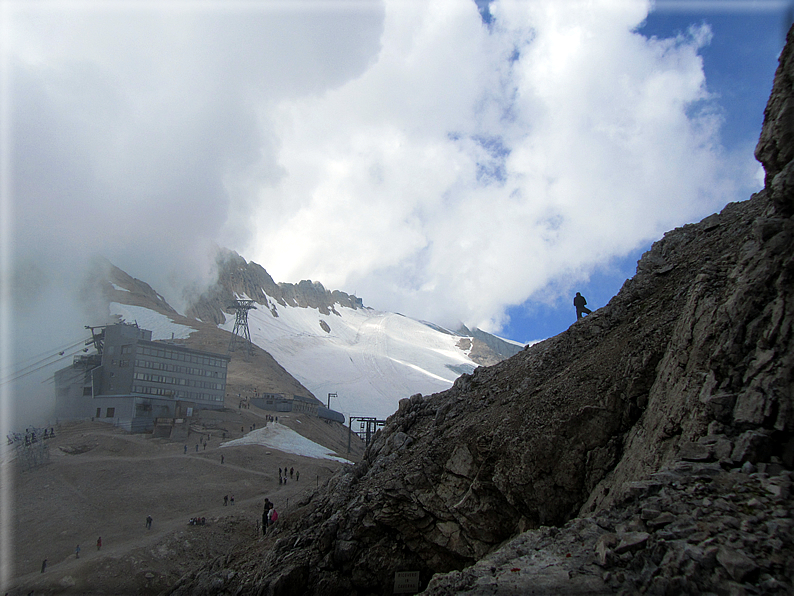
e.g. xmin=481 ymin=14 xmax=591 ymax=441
xmin=136 ymin=345 xmax=227 ymax=368
xmin=132 ymin=385 xmax=223 ymax=402
xmin=135 ymin=359 xmax=225 ymax=379
xmin=133 ymin=372 xmax=224 ymax=391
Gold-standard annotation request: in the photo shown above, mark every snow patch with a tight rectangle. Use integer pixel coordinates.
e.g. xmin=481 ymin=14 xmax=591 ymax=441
xmin=110 ymin=303 xmax=196 ymax=340
xmin=110 ymin=283 xmax=130 ymax=292
xmin=220 ymin=424 xmax=351 ymax=464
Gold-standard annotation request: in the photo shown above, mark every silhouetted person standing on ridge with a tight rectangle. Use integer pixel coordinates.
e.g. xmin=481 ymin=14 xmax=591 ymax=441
xmin=574 ymin=292 xmax=592 ymax=319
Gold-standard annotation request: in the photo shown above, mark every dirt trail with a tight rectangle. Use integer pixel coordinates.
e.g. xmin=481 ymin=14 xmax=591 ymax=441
xmin=7 ymin=414 xmax=363 ymax=595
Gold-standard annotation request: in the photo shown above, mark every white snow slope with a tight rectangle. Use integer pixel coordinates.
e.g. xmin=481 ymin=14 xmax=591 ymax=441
xmin=110 ymin=303 xmax=196 ymax=340
xmin=108 ymin=299 xmax=485 ymax=423
xmin=221 ymin=297 xmax=479 ymax=422
xmin=221 ymin=423 xmax=352 ymax=464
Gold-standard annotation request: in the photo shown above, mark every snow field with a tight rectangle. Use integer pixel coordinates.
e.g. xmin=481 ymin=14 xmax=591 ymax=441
xmin=110 ymin=303 xmax=196 ymax=340
xmin=222 ymin=298 xmax=477 ymax=421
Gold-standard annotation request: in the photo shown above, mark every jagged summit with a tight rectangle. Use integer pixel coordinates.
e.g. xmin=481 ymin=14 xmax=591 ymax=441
xmin=168 ymin=26 xmax=794 ymax=596
xmin=185 ymin=248 xmax=364 ymax=325
xmin=85 ymin=248 xmax=522 ymax=423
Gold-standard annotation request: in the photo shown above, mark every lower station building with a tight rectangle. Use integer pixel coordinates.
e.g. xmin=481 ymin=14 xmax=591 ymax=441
xmin=54 ymin=322 xmax=230 ymax=432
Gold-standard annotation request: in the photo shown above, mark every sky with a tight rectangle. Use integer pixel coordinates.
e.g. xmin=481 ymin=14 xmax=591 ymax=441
xmin=0 ymin=0 xmax=790 ymax=399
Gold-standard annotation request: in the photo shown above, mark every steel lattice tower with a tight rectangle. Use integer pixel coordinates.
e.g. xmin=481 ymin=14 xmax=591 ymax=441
xmin=228 ymin=299 xmax=256 ymax=358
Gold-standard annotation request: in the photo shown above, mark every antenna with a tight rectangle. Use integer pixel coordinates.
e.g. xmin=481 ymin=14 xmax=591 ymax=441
xmin=228 ymin=299 xmax=256 ymax=359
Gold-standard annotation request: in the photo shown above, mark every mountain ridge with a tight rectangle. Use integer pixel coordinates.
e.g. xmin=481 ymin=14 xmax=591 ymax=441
xmin=84 ymin=249 xmax=522 ymax=422
xmin=182 ymin=246 xmax=522 ymax=369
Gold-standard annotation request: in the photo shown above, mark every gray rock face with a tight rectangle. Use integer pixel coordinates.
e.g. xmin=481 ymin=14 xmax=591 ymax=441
xmin=184 ymin=248 xmax=364 ymax=325
xmin=756 ymin=26 xmax=794 ymax=216
xmin=424 ymin=462 xmax=793 ymax=595
xmin=169 ymin=26 xmax=794 ymax=596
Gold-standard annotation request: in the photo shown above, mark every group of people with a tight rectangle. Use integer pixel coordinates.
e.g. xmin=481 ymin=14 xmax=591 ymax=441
xmin=261 ymin=498 xmax=278 ymax=535
xmin=10 ymin=427 xmax=55 ymax=446
xmin=184 ymin=434 xmax=214 ymax=454
xmin=278 ymin=466 xmax=298 ymax=484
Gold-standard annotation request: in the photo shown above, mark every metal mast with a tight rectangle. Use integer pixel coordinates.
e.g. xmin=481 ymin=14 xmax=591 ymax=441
xmin=228 ymin=299 xmax=256 ymax=358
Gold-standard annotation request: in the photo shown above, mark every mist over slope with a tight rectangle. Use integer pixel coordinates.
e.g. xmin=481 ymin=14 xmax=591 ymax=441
xmin=183 ymin=249 xmax=522 ymax=420
xmin=86 ymin=251 xmax=522 ymax=423
xmin=167 ymin=27 xmax=794 ymax=596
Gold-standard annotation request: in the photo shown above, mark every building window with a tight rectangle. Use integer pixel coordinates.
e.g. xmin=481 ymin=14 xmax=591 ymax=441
xmin=83 ymin=386 xmax=92 ymax=396
xmin=106 ymin=407 xmax=115 ymax=418
xmin=121 ymin=345 xmax=133 ymax=355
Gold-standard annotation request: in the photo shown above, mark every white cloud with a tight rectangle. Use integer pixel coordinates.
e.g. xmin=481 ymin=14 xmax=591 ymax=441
xmin=6 ymin=0 xmax=761 ymax=345
xmin=3 ymin=1 xmax=385 ymax=427
xmin=246 ymin=0 xmax=752 ymax=331
xmin=7 ymin=1 xmax=384 ymax=310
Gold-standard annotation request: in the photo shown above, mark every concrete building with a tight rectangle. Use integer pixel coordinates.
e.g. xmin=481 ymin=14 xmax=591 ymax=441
xmin=54 ymin=322 xmax=229 ymax=432
xmin=250 ymin=393 xmax=319 ymax=415
xmin=250 ymin=393 xmax=344 ymax=423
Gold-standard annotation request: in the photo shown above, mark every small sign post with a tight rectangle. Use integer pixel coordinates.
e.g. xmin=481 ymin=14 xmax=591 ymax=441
xmin=394 ymin=570 xmax=420 ymax=594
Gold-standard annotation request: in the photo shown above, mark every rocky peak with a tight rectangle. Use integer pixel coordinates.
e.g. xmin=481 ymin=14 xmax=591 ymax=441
xmin=83 ymin=256 xmax=178 ymax=320
xmin=456 ymin=324 xmax=524 ymax=366
xmin=184 ymin=248 xmax=364 ymax=324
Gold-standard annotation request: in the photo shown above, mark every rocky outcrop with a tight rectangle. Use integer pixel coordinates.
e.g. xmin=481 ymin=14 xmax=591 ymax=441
xmin=185 ymin=248 xmax=364 ymax=325
xmin=756 ymin=25 xmax=794 ymax=216
xmin=169 ymin=26 xmax=794 ymax=596
xmin=82 ymin=256 xmax=180 ymax=320
xmin=456 ymin=325 xmax=524 ymax=366
xmin=424 ymin=461 xmax=794 ymax=595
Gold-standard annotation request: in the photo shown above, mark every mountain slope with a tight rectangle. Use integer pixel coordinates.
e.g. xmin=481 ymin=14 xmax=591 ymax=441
xmin=167 ymin=26 xmax=794 ymax=596
xmin=85 ymin=259 xmax=319 ymax=406
xmin=88 ymin=251 xmax=522 ymax=423
xmin=185 ymin=250 xmax=522 ymax=420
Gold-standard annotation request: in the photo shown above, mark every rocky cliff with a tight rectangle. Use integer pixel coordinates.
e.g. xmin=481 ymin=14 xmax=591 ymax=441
xmin=169 ymin=27 xmax=794 ymax=596
xmin=185 ymin=250 xmax=520 ymax=368
xmin=185 ymin=248 xmax=364 ymax=325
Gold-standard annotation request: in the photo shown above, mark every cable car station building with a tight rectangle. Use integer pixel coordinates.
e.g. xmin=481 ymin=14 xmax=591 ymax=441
xmin=55 ymin=322 xmax=230 ymax=432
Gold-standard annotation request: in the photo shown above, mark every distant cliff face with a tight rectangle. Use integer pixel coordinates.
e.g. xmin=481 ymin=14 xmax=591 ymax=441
xmin=756 ymin=28 xmax=794 ymax=217
xmin=169 ymin=28 xmax=794 ymax=596
xmin=184 ymin=248 xmax=363 ymax=325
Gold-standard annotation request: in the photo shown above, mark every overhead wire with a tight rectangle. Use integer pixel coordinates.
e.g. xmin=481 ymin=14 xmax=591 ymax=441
xmin=9 ymin=337 xmax=89 ymax=370
xmin=0 ymin=338 xmax=95 ymax=387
